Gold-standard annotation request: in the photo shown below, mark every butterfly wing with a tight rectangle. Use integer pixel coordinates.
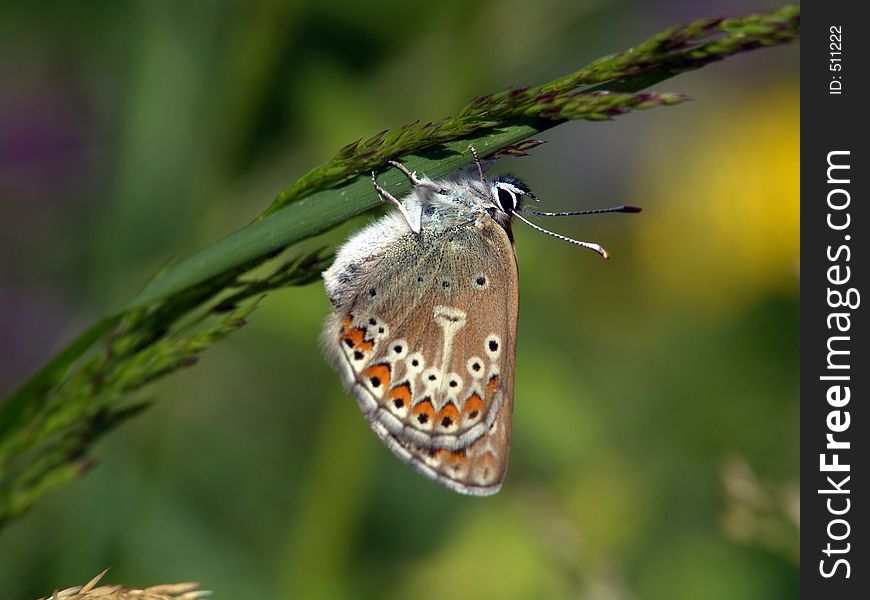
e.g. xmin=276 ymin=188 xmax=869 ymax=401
xmin=323 ymin=215 xmax=518 ymax=495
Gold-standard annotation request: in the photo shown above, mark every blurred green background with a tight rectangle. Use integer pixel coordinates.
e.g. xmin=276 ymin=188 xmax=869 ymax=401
xmin=0 ymin=1 xmax=798 ymax=598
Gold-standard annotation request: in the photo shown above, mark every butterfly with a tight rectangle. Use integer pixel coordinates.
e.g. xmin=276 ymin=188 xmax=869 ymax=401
xmin=322 ymin=148 xmax=638 ymax=495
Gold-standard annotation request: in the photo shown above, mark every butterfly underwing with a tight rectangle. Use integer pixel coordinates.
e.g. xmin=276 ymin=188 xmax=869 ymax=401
xmin=321 ymin=151 xmax=634 ymax=495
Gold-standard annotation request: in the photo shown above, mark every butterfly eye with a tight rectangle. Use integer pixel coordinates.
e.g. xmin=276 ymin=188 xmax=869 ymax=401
xmin=494 ymin=184 xmax=517 ymax=213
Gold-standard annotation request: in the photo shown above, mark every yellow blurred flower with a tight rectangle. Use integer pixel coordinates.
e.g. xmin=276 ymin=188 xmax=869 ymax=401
xmin=636 ymin=87 xmax=799 ymax=315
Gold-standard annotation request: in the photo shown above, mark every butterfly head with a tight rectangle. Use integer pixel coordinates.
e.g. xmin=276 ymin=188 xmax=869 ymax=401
xmin=489 ymin=174 xmax=537 ymax=215
xmin=483 ymin=174 xmax=538 ymax=233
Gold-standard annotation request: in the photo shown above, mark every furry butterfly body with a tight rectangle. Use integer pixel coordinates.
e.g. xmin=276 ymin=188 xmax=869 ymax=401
xmin=323 ymin=164 xmax=522 ymax=495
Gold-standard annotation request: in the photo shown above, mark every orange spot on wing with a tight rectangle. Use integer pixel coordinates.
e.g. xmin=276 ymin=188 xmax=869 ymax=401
xmin=343 ymin=327 xmax=374 ymax=352
xmin=486 ymin=375 xmax=500 ymax=398
xmin=473 ymin=451 xmax=499 ymax=483
xmin=463 ymin=393 xmax=485 ymax=420
xmin=362 ymin=363 xmax=391 ymax=390
xmin=436 ymin=403 xmax=460 ymax=428
xmin=475 ymin=451 xmax=498 ymax=469
xmin=410 ymin=399 xmax=435 ymax=425
xmin=387 ymin=383 xmax=412 ymax=408
xmin=342 ymin=315 xmax=353 ymax=330
xmin=446 ymin=449 xmax=469 ymax=471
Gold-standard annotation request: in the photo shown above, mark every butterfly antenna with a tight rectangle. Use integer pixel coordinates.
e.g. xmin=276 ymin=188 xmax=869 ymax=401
xmin=511 ymin=210 xmax=611 ymax=260
xmin=525 ymin=205 xmax=642 ymax=217
xmin=469 ymin=146 xmax=489 ymax=196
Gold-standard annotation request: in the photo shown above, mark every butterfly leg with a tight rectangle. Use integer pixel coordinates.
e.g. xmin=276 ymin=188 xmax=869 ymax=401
xmin=387 ymin=160 xmax=448 ymax=194
xmin=371 ymin=171 xmax=421 ymax=233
